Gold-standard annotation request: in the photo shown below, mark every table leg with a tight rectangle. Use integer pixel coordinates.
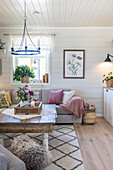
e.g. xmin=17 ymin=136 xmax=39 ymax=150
xmin=43 ymin=133 xmax=48 ymax=151
xmin=0 ymin=134 xmax=4 ymax=146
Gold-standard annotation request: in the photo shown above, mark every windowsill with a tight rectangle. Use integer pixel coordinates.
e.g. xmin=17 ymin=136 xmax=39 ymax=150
xmin=11 ymin=82 xmax=50 ymax=86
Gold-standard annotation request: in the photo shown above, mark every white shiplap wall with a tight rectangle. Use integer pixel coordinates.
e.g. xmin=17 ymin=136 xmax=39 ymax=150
xmin=0 ymin=27 xmax=113 ymax=116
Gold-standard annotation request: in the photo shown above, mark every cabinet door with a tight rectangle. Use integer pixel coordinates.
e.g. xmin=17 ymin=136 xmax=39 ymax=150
xmin=104 ymin=88 xmax=109 ymax=121
xmin=108 ymin=90 xmax=113 ymax=126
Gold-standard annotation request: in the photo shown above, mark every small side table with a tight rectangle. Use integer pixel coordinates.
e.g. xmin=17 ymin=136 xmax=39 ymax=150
xmin=83 ymin=108 xmax=96 ymax=124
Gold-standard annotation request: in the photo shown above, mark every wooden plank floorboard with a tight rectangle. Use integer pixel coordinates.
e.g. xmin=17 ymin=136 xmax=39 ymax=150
xmin=74 ymin=118 xmax=113 ymax=170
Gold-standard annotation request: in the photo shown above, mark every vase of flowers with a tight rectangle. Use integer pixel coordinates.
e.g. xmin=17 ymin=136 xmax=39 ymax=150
xmin=16 ymin=84 xmax=35 ymax=107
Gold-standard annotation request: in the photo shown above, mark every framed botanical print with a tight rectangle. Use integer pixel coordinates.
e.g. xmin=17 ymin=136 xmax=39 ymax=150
xmin=63 ymin=49 xmax=85 ymax=79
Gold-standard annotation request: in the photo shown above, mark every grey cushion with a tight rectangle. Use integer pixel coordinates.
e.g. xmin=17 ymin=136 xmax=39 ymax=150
xmin=42 ymin=89 xmax=71 ymax=104
xmin=12 ymin=90 xmax=19 ymax=104
xmin=56 ymin=105 xmax=71 ymax=115
xmin=42 ymin=89 xmax=51 ymax=104
xmin=34 ymin=90 xmax=42 ymax=101
xmin=0 ymin=144 xmax=26 ymax=170
xmin=0 ymin=153 xmax=7 ymax=170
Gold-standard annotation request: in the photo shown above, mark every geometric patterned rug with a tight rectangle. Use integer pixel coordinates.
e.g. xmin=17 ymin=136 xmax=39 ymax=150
xmin=4 ymin=125 xmax=84 ymax=170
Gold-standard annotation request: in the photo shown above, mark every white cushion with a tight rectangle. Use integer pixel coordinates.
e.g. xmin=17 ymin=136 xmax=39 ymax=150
xmin=0 ymin=90 xmax=9 ymax=108
xmin=62 ymin=90 xmax=75 ymax=104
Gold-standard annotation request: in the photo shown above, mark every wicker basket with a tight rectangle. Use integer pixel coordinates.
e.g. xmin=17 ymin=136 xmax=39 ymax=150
xmin=83 ymin=109 xmax=96 ymax=124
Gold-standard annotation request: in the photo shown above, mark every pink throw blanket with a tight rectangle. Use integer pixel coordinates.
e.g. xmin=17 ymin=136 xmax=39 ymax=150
xmin=60 ymin=96 xmax=86 ymax=118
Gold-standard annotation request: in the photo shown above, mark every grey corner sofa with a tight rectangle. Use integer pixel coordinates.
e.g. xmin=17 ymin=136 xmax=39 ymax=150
xmin=1 ymin=88 xmax=82 ymax=124
xmin=0 ymin=144 xmax=26 ymax=170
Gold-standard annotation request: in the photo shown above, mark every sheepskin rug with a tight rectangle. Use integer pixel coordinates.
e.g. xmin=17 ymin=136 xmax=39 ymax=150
xmin=10 ymin=134 xmax=52 ymax=170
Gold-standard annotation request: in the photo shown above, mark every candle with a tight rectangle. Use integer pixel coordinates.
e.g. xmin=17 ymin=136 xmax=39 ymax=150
xmin=43 ymin=75 xmax=45 ymax=83
xmin=35 ymin=101 xmax=40 ymax=107
xmin=11 ymin=36 xmax=14 ymax=47
xmin=29 ymin=86 xmax=31 ymax=90
xmin=45 ymin=73 xmax=48 ymax=83
xmin=31 ymin=100 xmax=35 ymax=107
xmin=38 ymin=38 xmax=40 ymax=48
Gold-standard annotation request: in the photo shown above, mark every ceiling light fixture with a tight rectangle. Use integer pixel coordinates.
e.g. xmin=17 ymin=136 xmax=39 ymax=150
xmin=11 ymin=1 xmax=40 ymax=55
xmin=33 ymin=11 xmax=40 ymax=15
xmin=104 ymin=54 xmax=113 ymax=62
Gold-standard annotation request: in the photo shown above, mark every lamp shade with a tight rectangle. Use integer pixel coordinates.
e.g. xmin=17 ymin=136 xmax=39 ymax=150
xmin=104 ymin=55 xmax=111 ymax=62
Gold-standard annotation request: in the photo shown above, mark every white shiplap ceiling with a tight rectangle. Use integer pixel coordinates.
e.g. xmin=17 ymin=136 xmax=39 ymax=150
xmin=0 ymin=0 xmax=113 ymax=27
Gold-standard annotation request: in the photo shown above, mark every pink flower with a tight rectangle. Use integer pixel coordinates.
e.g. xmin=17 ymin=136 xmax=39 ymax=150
xmin=25 ymin=90 xmax=29 ymax=93
xmin=29 ymin=90 xmax=34 ymax=96
xmin=19 ymin=91 xmax=23 ymax=93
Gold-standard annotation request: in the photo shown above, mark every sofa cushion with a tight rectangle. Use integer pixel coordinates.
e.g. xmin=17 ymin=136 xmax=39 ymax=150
xmin=5 ymin=91 xmax=13 ymax=106
xmin=56 ymin=105 xmax=71 ymax=115
xmin=0 ymin=144 xmax=26 ymax=170
xmin=42 ymin=89 xmax=71 ymax=104
xmin=12 ymin=90 xmax=19 ymax=104
xmin=0 ymin=89 xmax=12 ymax=100
xmin=62 ymin=90 xmax=75 ymax=104
xmin=48 ymin=90 xmax=64 ymax=105
xmin=0 ymin=90 xmax=9 ymax=108
xmin=0 ymin=153 xmax=7 ymax=170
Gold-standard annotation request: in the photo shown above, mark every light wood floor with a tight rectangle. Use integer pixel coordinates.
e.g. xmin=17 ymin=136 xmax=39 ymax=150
xmin=74 ymin=118 xmax=113 ymax=170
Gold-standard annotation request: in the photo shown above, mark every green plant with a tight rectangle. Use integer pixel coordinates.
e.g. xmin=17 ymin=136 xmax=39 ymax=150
xmin=14 ymin=65 xmax=35 ymax=81
xmin=103 ymin=72 xmax=113 ymax=83
xmin=67 ymin=59 xmax=81 ymax=75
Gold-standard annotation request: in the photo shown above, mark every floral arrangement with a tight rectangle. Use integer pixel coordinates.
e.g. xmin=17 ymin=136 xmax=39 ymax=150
xmin=0 ymin=94 xmax=8 ymax=106
xmin=16 ymin=84 xmax=35 ymax=102
xmin=103 ymin=72 xmax=113 ymax=83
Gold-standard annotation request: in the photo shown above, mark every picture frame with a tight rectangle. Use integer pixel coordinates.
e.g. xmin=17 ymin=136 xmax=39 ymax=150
xmin=63 ymin=49 xmax=85 ymax=79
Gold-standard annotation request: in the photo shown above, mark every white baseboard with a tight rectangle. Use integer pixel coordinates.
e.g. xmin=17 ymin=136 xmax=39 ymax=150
xmin=96 ymin=113 xmax=103 ymax=117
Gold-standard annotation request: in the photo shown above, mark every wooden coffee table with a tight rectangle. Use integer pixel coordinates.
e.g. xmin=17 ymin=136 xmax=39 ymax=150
xmin=0 ymin=104 xmax=56 ymax=151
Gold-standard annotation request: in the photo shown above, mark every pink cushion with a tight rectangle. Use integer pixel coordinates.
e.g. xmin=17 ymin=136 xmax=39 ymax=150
xmin=48 ymin=90 xmax=64 ymax=105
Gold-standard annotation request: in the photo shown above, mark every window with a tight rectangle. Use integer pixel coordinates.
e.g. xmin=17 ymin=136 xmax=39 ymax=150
xmin=12 ymin=35 xmax=51 ymax=84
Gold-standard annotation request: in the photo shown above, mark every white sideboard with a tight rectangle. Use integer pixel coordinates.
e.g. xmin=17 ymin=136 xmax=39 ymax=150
xmin=104 ymin=88 xmax=113 ymax=126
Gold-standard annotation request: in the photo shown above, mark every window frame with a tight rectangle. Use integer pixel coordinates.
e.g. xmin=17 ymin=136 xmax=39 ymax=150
xmin=11 ymin=53 xmax=51 ymax=86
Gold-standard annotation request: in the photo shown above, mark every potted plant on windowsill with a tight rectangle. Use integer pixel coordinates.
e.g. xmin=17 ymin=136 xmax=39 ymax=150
xmin=103 ymin=72 xmax=113 ymax=87
xmin=14 ymin=65 xmax=35 ymax=83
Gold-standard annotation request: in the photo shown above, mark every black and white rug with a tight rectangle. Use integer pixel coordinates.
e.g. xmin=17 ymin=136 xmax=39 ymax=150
xmin=4 ymin=125 xmax=84 ymax=170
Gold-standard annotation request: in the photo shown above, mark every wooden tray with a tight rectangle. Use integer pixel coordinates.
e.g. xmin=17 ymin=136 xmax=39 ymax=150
xmin=14 ymin=102 xmax=42 ymax=115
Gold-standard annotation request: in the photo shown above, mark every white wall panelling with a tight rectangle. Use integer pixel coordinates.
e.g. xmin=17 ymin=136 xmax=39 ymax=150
xmin=0 ymin=27 xmax=113 ymax=116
